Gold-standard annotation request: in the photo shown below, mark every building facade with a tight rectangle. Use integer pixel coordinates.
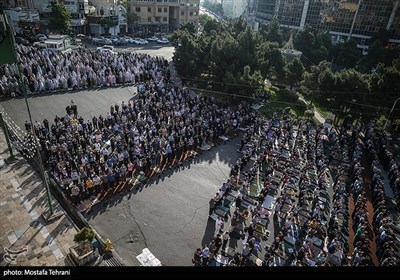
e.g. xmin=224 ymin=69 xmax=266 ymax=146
xmin=1 ymin=0 xmax=128 ymax=35
xmin=86 ymin=0 xmax=127 ymax=36
xmin=254 ymin=0 xmax=400 ymax=47
xmin=127 ymin=0 xmax=200 ymax=35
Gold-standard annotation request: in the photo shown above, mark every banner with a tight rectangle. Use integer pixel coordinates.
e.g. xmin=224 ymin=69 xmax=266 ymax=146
xmin=0 ymin=14 xmax=18 ymax=65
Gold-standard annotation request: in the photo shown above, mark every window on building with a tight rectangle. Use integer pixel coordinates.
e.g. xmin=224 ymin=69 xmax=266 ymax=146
xmin=190 ymin=12 xmax=193 ymax=16
xmin=163 ymin=17 xmax=167 ymax=22
xmin=164 ymin=7 xmax=167 ymax=12
xmin=156 ymin=17 xmax=160 ymax=22
xmin=148 ymin=17 xmax=152 ymax=22
xmin=136 ymin=7 xmax=141 ymax=12
xmin=181 ymin=11 xmax=184 ymax=16
xmin=158 ymin=8 xmax=162 ymax=12
xmin=148 ymin=7 xmax=151 ymax=12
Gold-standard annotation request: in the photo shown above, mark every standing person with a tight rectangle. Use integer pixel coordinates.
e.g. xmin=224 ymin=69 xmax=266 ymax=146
xmin=192 ymin=248 xmax=202 ymax=267
xmin=221 ymin=231 xmax=230 ymax=253
xmin=241 ymin=243 xmax=251 ymax=265
xmin=209 ymin=197 xmax=216 ymax=216
xmin=201 ymin=247 xmax=210 ymax=267
xmin=214 ymin=216 xmax=223 ymax=237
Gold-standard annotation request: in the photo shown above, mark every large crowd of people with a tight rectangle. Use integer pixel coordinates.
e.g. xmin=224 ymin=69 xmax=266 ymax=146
xmin=0 ymin=44 xmax=164 ymax=96
xmin=19 ymin=48 xmax=256 ymax=209
xmin=2 ymin=43 xmax=398 ymax=267
xmin=196 ymin=114 xmax=399 ymax=266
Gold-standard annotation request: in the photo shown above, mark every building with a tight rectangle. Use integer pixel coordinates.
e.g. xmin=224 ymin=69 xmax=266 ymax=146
xmin=3 ymin=7 xmax=40 ymax=34
xmin=1 ymin=0 xmax=90 ymax=34
xmin=29 ymin=0 xmax=89 ymax=34
xmin=254 ymin=0 xmax=400 ymax=47
xmin=0 ymin=0 xmax=34 ymax=9
xmin=127 ymin=0 xmax=200 ymax=35
xmin=86 ymin=0 xmax=127 ymax=36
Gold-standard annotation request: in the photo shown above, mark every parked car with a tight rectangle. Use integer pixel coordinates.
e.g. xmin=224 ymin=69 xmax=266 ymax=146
xmin=124 ymin=36 xmax=135 ymax=44
xmin=157 ymin=37 xmax=169 ymax=44
xmin=23 ymin=35 xmax=39 ymax=43
xmin=135 ymin=38 xmax=148 ymax=45
xmin=15 ymin=36 xmax=30 ymax=45
xmin=118 ymin=37 xmax=128 ymax=45
xmin=92 ymin=37 xmax=112 ymax=45
xmin=96 ymin=45 xmax=116 ymax=54
xmin=36 ymin=34 xmax=47 ymax=42
xmin=32 ymin=41 xmax=47 ymax=49
xmin=109 ymin=36 xmax=120 ymax=45
xmin=147 ymin=36 xmax=158 ymax=42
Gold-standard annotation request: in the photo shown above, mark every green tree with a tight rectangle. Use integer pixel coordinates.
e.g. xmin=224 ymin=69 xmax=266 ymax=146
xmin=49 ymin=1 xmax=72 ymax=31
xmin=294 ymin=26 xmax=330 ymax=67
xmin=202 ymin=17 xmax=220 ymax=34
xmin=286 ymin=58 xmax=305 ymax=89
xmin=180 ymin=21 xmax=196 ymax=35
xmin=358 ymin=40 xmax=400 ymax=72
xmin=73 ymin=227 xmax=95 ymax=256
xmin=172 ymin=30 xmax=201 ymax=79
xmin=330 ymin=39 xmax=360 ymax=69
xmin=97 ymin=18 xmax=116 ymax=35
xmin=259 ymin=19 xmax=283 ymax=46
xmin=304 ymin=109 xmax=314 ymax=121
xmin=127 ymin=12 xmax=140 ymax=34
xmin=300 ymin=60 xmax=331 ymax=102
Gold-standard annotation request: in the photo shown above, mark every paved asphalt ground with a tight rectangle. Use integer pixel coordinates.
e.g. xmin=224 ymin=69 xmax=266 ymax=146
xmin=85 ymin=138 xmax=241 ymax=266
xmin=1 ymin=87 xmax=241 ymax=266
xmin=0 ymin=45 xmax=246 ymax=266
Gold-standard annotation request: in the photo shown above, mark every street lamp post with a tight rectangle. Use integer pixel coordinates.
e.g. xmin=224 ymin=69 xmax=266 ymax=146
xmin=383 ymin=97 xmax=400 ymax=131
xmin=4 ymin=12 xmax=54 ymax=216
xmin=23 ymin=91 xmax=54 ymax=215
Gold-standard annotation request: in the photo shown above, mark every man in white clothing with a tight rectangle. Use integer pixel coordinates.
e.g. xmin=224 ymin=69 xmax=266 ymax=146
xmin=215 ymin=217 xmax=224 ymax=237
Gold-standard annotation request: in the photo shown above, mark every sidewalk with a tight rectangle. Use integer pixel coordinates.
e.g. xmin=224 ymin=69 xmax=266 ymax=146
xmin=0 ymin=129 xmax=78 ymax=266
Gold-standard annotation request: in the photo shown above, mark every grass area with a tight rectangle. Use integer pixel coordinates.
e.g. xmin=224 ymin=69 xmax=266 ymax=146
xmin=191 ymin=84 xmax=310 ymax=120
xmin=260 ymin=85 xmax=308 ymax=118
xmin=314 ymin=106 xmax=331 ymax=118
xmin=302 ymin=96 xmax=333 ymax=118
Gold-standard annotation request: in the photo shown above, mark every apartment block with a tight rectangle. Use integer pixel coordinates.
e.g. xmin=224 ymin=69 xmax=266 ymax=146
xmin=254 ymin=0 xmax=400 ymax=47
xmin=127 ymin=0 xmax=199 ymax=35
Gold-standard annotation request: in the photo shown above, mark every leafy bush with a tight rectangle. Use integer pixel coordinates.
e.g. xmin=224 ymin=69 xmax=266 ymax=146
xmin=74 ymin=227 xmax=95 ymax=244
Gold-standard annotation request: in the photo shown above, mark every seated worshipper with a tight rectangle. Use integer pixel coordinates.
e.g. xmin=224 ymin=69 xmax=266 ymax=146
xmin=228 ymin=253 xmax=242 ymax=266
xmin=241 ymin=209 xmax=252 ymax=220
xmin=308 ymin=218 xmax=318 ymax=230
xmin=213 ymin=192 xmax=222 ymax=207
xmin=233 ymin=207 xmax=241 ymax=220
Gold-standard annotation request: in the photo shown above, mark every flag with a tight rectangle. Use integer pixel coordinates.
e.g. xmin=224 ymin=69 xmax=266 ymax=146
xmin=0 ymin=14 xmax=18 ymax=65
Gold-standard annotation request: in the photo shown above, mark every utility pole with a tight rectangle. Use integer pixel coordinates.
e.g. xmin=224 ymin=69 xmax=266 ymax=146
xmin=22 ymin=89 xmax=54 ymax=215
xmin=6 ymin=13 xmax=54 ymax=215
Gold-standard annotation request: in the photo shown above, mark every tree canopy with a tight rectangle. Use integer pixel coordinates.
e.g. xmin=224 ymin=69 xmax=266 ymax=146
xmin=171 ymin=16 xmax=400 ymax=122
xmin=49 ymin=1 xmax=72 ymax=31
xmin=172 ymin=17 xmax=286 ymax=97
